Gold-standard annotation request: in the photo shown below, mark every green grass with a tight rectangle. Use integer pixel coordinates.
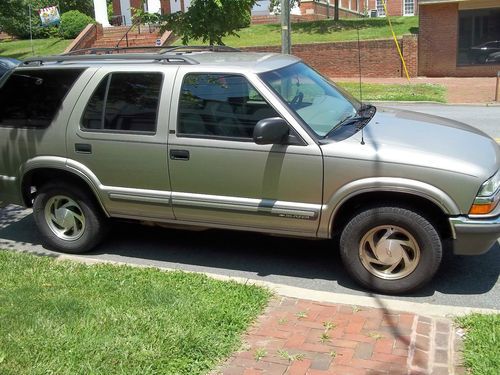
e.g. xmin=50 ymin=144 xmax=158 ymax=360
xmin=0 ymin=38 xmax=71 ymax=59
xmin=190 ymin=16 xmax=418 ymax=47
xmin=0 ymin=250 xmax=270 ymax=375
xmin=337 ymin=82 xmax=447 ymax=102
xmin=456 ymin=314 xmax=500 ymax=375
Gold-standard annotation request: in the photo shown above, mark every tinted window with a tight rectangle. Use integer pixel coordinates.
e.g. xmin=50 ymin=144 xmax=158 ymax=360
xmin=0 ymin=69 xmax=84 ymax=128
xmin=178 ymin=73 xmax=278 ymax=139
xmin=458 ymin=8 xmax=500 ymax=65
xmin=82 ymin=72 xmax=162 ymax=133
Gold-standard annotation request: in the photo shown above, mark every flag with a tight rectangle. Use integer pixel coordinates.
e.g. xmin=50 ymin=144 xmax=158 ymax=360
xmin=39 ymin=6 xmax=61 ymax=27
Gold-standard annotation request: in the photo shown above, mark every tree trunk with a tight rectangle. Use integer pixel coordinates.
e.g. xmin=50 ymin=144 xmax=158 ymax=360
xmin=334 ymin=0 xmax=339 ymax=21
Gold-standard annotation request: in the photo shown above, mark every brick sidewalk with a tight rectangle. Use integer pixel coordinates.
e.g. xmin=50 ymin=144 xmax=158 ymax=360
xmin=215 ymin=297 xmax=465 ymax=375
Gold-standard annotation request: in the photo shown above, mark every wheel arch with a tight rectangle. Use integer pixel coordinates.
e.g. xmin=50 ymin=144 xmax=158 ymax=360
xmin=328 ymin=190 xmax=455 ymax=241
xmin=20 ymin=161 xmax=109 ymax=217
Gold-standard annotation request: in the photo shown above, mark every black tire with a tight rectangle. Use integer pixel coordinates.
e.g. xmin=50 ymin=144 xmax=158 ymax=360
xmin=339 ymin=206 xmax=442 ymax=294
xmin=33 ymin=182 xmax=107 ymax=254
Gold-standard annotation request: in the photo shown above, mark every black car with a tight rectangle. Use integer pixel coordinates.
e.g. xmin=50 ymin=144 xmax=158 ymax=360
xmin=0 ymin=57 xmax=20 ymax=78
xmin=471 ymin=41 xmax=500 ymax=63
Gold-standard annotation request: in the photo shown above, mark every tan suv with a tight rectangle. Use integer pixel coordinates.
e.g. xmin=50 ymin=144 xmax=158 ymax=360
xmin=0 ymin=48 xmax=499 ymax=294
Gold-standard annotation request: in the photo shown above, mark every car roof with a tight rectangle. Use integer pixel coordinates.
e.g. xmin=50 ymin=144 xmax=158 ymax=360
xmin=18 ymin=50 xmax=301 ymax=74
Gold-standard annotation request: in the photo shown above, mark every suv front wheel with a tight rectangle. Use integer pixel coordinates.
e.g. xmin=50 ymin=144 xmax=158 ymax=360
xmin=339 ymin=206 xmax=443 ymax=294
xmin=33 ymin=182 xmax=107 ymax=253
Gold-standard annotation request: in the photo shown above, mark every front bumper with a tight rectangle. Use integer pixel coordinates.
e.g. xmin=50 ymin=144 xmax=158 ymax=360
xmin=450 ymin=215 xmax=500 ymax=255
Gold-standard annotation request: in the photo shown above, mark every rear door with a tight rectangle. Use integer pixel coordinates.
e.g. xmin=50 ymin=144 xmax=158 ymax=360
xmin=67 ymin=65 xmax=177 ymax=221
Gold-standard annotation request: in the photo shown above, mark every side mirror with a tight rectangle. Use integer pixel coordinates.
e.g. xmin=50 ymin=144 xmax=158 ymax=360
xmin=253 ymin=117 xmax=290 ymax=145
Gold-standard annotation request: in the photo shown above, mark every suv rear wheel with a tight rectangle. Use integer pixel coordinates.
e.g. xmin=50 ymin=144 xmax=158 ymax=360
xmin=339 ymin=206 xmax=442 ymax=294
xmin=33 ymin=182 xmax=107 ymax=253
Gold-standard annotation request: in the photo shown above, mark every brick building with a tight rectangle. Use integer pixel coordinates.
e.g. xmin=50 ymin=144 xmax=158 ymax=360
xmin=112 ymin=0 xmax=419 ymax=26
xmin=419 ymin=0 xmax=500 ymax=76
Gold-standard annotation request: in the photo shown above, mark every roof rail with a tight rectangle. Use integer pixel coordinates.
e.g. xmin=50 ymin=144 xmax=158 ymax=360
xmin=22 ymin=52 xmax=198 ymax=66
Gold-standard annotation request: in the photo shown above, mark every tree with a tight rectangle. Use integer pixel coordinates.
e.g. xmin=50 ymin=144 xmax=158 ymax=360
xmin=0 ymin=0 xmax=94 ymax=38
xmin=161 ymin=0 xmax=257 ymax=46
xmin=268 ymin=0 xmax=299 ymax=14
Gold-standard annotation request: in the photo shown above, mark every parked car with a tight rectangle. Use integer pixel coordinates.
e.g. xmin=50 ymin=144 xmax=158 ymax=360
xmin=471 ymin=40 xmax=500 ymax=63
xmin=0 ymin=48 xmax=499 ymax=294
xmin=0 ymin=57 xmax=20 ymax=78
xmin=485 ymin=51 xmax=500 ymax=64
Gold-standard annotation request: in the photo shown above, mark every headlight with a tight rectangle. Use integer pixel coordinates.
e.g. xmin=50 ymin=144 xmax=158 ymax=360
xmin=478 ymin=170 xmax=500 ymax=197
xmin=469 ymin=170 xmax=500 ymax=215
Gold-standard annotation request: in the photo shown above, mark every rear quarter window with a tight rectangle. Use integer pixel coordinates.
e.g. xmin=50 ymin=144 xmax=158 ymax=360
xmin=0 ymin=68 xmax=84 ymax=128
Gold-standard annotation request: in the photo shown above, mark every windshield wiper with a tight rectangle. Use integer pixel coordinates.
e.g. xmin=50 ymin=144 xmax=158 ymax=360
xmin=324 ymin=114 xmax=372 ymax=138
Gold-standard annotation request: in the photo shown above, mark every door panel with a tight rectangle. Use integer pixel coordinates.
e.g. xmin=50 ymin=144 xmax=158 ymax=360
xmin=67 ymin=66 xmax=177 ymax=220
xmin=167 ymin=71 xmax=323 ymax=235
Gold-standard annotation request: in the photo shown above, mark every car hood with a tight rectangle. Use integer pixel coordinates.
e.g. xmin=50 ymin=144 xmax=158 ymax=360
xmin=321 ymin=106 xmax=500 ymax=180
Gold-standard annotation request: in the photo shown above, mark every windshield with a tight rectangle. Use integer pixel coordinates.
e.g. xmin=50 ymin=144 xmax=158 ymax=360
xmin=259 ymin=62 xmax=360 ymax=137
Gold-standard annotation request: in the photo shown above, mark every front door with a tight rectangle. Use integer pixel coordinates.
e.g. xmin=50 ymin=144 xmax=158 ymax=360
xmin=167 ymin=70 xmax=323 ymax=236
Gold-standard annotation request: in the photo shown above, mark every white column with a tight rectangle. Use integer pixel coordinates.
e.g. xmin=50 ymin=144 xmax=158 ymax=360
xmin=93 ymin=0 xmax=111 ymax=27
xmin=147 ymin=0 xmax=161 ymax=13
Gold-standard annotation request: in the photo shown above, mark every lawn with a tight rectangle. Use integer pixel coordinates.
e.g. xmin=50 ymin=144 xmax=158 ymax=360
xmin=337 ymin=82 xmax=447 ymax=102
xmin=0 ymin=38 xmax=71 ymax=59
xmin=456 ymin=314 xmax=500 ymax=375
xmin=0 ymin=251 xmax=270 ymax=375
xmin=191 ymin=16 xmax=418 ymax=47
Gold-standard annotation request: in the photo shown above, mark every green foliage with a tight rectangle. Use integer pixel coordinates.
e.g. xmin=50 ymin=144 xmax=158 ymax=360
xmin=0 ymin=250 xmax=270 ymax=374
xmin=161 ymin=0 xmax=258 ymax=46
xmin=0 ymin=0 xmax=94 ymax=39
xmin=268 ymin=0 xmax=298 ymax=14
xmin=60 ymin=10 xmax=94 ymax=39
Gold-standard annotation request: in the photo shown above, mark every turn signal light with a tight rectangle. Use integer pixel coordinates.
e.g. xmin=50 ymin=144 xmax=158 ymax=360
xmin=469 ymin=202 xmax=497 ymax=215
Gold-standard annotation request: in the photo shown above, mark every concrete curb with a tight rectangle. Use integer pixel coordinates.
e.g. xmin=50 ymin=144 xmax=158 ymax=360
xmin=372 ymin=100 xmax=500 ymax=107
xmin=56 ymin=253 xmax=500 ymax=319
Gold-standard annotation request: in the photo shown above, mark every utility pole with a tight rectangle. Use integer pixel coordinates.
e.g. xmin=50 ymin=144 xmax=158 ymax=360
xmin=281 ymin=0 xmax=291 ymax=54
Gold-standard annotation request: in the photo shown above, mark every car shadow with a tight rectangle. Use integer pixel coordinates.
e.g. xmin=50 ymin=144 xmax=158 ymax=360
xmin=0 ymin=207 xmax=498 ymax=300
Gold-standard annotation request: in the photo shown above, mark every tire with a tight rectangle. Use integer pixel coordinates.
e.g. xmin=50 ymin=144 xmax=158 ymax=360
xmin=339 ymin=206 xmax=442 ymax=295
xmin=33 ymin=182 xmax=107 ymax=254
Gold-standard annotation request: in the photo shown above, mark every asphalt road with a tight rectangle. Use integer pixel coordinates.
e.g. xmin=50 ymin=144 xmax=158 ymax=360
xmin=1 ymin=204 xmax=499 ymax=310
xmin=1 ymin=103 xmax=498 ymax=310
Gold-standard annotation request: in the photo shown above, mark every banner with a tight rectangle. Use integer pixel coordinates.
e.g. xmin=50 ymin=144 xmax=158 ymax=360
xmin=39 ymin=6 xmax=61 ymax=27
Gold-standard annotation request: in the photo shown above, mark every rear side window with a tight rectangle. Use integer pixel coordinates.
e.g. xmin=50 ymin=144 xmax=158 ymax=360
xmin=81 ymin=72 xmax=162 ymax=134
xmin=0 ymin=68 xmax=84 ymax=128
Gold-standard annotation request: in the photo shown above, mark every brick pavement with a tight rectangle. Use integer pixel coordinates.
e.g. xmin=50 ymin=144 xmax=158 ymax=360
xmin=331 ymin=76 xmax=498 ymax=104
xmin=215 ymin=297 xmax=465 ymax=375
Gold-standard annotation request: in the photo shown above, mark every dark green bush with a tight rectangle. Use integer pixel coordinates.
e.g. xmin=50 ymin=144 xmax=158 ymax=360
xmin=60 ymin=10 xmax=94 ymax=39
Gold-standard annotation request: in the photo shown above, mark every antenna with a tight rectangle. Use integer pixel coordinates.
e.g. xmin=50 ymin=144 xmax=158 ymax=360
xmin=357 ymin=27 xmax=365 ymax=145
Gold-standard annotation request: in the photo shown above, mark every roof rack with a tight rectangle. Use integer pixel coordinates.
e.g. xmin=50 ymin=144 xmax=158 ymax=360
xmin=22 ymin=52 xmax=198 ymax=66
xmin=20 ymin=45 xmax=240 ymax=66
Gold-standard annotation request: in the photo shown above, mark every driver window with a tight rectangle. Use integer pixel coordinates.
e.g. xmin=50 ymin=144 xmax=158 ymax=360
xmin=178 ymin=73 xmax=279 ymax=140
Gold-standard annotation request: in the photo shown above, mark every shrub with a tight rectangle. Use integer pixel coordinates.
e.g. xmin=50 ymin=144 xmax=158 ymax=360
xmin=60 ymin=10 xmax=94 ymax=39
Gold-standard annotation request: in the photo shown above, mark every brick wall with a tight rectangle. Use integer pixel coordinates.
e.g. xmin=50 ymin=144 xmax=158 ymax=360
xmin=419 ymin=3 xmax=499 ymax=77
xmin=242 ymin=37 xmax=418 ymax=77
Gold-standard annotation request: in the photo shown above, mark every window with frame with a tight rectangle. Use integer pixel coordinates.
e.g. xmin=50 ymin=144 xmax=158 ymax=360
xmin=178 ymin=73 xmax=279 ymax=140
xmin=458 ymin=8 xmax=500 ymax=66
xmin=82 ymin=72 xmax=162 ymax=133
xmin=376 ymin=0 xmax=385 ymax=17
xmin=403 ymin=0 xmax=414 ymax=16
xmin=0 ymin=68 xmax=84 ymax=128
